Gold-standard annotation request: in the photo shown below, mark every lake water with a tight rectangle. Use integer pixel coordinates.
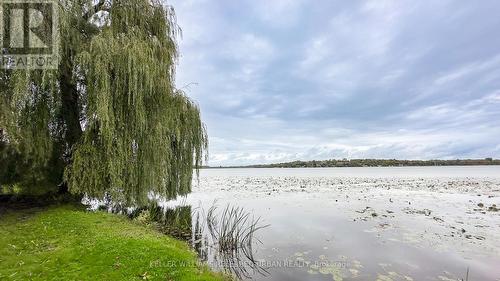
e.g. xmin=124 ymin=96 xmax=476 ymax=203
xmin=162 ymin=166 xmax=500 ymax=280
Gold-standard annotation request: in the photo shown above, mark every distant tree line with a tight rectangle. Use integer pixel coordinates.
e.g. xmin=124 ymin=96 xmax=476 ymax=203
xmin=219 ymin=158 xmax=500 ymax=168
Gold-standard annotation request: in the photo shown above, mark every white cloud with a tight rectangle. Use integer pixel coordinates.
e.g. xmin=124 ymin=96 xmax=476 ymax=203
xmin=434 ymin=54 xmax=500 ymax=86
xmin=252 ymin=0 xmax=305 ymax=27
xmin=167 ymin=0 xmax=500 ymax=166
xmin=223 ymin=34 xmax=275 ymax=62
xmin=208 ymin=126 xmax=500 ymax=166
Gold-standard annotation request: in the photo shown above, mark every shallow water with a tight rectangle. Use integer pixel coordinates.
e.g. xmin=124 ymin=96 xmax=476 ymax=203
xmin=164 ymin=166 xmax=500 ymax=280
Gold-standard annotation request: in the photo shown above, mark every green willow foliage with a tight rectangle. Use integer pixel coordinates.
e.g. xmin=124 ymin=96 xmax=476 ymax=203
xmin=0 ymin=0 xmax=207 ymax=205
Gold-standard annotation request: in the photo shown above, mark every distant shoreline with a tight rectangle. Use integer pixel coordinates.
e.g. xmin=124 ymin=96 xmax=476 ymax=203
xmin=203 ymin=158 xmax=500 ymax=169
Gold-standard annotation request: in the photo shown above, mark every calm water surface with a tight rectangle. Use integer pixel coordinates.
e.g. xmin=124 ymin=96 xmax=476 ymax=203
xmin=163 ymin=166 xmax=500 ymax=280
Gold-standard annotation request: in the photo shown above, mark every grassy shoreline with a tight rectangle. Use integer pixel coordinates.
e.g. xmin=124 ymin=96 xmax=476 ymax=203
xmin=0 ymin=204 xmax=226 ymax=281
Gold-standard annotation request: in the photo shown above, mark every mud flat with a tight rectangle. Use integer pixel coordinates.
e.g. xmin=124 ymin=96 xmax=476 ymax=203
xmin=170 ymin=166 xmax=500 ymax=280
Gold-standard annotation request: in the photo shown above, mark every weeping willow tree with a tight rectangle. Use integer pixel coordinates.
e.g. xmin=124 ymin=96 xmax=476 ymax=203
xmin=0 ymin=0 xmax=207 ymax=205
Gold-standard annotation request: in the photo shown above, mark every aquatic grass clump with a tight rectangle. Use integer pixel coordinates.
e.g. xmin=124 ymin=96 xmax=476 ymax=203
xmin=206 ymin=204 xmax=268 ymax=253
xmin=205 ymin=204 xmax=270 ymax=279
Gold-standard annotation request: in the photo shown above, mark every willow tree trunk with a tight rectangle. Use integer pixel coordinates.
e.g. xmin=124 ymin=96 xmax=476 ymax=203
xmin=59 ymin=59 xmax=82 ymax=149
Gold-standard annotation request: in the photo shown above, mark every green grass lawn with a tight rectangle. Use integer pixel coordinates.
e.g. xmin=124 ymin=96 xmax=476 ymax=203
xmin=0 ymin=204 xmax=227 ymax=281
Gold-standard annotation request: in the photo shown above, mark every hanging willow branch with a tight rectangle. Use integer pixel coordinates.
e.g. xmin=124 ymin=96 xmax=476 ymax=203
xmin=0 ymin=0 xmax=207 ymax=205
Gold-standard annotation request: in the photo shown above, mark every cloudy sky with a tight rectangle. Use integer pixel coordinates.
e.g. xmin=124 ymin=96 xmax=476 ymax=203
xmin=168 ymin=0 xmax=500 ymax=166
